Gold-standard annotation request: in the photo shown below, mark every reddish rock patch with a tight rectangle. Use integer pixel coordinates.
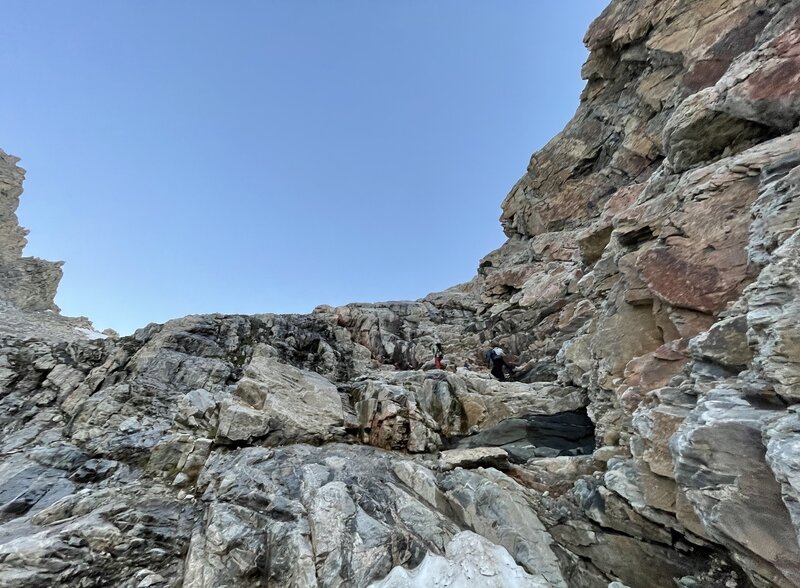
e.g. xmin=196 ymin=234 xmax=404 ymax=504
xmin=747 ymin=58 xmax=800 ymax=102
xmin=637 ymin=246 xmax=741 ymax=314
xmin=684 ymin=59 xmax=731 ymax=92
xmin=771 ymin=18 xmax=800 ymax=58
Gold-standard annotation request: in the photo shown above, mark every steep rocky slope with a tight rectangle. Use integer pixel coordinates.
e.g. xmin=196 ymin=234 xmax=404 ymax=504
xmin=1 ymin=0 xmax=799 ymax=587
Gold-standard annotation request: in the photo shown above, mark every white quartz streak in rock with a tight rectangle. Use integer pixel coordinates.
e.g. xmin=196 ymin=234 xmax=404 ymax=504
xmin=370 ymin=531 xmax=553 ymax=588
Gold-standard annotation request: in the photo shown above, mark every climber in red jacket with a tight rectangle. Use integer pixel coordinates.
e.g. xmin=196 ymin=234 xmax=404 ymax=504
xmin=432 ymin=339 xmax=444 ymax=369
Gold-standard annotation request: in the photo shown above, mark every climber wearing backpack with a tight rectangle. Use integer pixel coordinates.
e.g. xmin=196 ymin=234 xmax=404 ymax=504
xmin=484 ymin=347 xmax=496 ymax=368
xmin=488 ymin=347 xmax=514 ymax=381
xmin=432 ymin=339 xmax=444 ymax=370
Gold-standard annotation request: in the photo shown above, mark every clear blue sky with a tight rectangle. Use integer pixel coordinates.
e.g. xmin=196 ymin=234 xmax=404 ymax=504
xmin=4 ymin=1 xmax=607 ymax=335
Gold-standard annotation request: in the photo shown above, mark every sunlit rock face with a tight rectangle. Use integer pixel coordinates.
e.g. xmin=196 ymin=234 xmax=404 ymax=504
xmin=2 ymin=1 xmax=800 ymax=587
xmin=0 ymin=150 xmax=62 ymax=313
xmin=0 ymin=150 xmax=100 ymax=341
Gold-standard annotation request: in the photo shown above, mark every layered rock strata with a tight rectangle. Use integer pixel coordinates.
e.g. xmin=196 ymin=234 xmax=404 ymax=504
xmin=0 ymin=150 xmax=62 ymax=313
xmin=1 ymin=0 xmax=800 ymax=587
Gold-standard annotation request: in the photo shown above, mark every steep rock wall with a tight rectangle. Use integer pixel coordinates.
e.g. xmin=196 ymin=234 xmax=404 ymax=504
xmin=0 ymin=150 xmax=62 ymax=313
xmin=471 ymin=0 xmax=800 ymax=586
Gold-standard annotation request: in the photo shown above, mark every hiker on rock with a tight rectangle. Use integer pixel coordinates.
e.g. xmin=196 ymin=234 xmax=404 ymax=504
xmin=488 ymin=346 xmax=514 ymax=381
xmin=432 ymin=339 xmax=444 ymax=369
xmin=484 ymin=347 xmax=496 ymax=368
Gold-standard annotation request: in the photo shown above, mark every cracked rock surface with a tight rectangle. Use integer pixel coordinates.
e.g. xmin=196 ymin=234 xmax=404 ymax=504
xmin=2 ymin=0 xmax=800 ymax=586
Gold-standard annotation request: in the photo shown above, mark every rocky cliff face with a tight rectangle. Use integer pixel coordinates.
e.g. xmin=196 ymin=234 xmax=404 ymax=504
xmin=0 ymin=150 xmax=98 ymax=341
xmin=1 ymin=1 xmax=799 ymax=587
xmin=0 ymin=150 xmax=63 ymax=314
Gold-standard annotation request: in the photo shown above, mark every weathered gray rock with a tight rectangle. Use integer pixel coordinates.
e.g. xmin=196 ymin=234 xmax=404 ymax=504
xmin=766 ymin=409 xmax=800 ymax=549
xmin=223 ymin=345 xmax=344 ymax=444
xmin=0 ymin=482 xmax=196 ymax=588
xmin=439 ymin=468 xmax=567 ymax=587
xmin=349 ymin=376 xmax=450 ymax=453
xmin=0 ymin=151 xmax=62 ymax=314
xmin=3 ymin=0 xmax=800 ymax=586
xmin=0 ymin=151 xmax=100 ymax=341
xmin=371 ymin=531 xmax=553 ymax=588
xmin=185 ymin=444 xmax=465 ymax=587
xmin=672 ymin=388 xmax=800 ymax=587
xmin=690 ymin=315 xmax=752 ymax=370
xmin=664 ymin=88 xmax=770 ymax=173
xmin=438 ymin=447 xmax=510 ymax=471
xmin=745 ymin=230 xmax=800 ymax=403
xmin=0 ymin=150 xmax=27 ymax=263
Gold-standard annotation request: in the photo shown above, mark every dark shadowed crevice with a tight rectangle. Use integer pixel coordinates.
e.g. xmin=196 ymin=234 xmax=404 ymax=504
xmin=453 ymin=408 xmax=596 ymax=463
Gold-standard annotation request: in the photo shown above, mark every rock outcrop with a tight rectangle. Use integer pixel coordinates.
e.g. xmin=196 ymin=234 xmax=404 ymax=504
xmin=0 ymin=149 xmax=103 ymax=342
xmin=0 ymin=149 xmax=62 ymax=313
xmin=1 ymin=0 xmax=800 ymax=587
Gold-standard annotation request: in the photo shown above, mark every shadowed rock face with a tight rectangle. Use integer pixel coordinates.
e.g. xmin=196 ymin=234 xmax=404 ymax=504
xmin=456 ymin=409 xmax=596 ymax=462
xmin=2 ymin=0 xmax=800 ymax=587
